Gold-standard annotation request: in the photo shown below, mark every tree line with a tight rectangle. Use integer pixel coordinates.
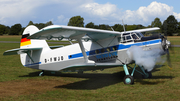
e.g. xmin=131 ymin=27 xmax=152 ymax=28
xmin=0 ymin=15 xmax=179 ymax=36
xmin=0 ymin=21 xmax=53 ymax=35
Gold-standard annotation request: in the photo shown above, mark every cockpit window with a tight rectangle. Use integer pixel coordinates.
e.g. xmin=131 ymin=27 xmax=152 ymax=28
xmin=126 ymin=36 xmax=131 ymax=40
xmin=136 ymin=32 xmax=144 ymax=38
xmin=120 ymin=32 xmax=144 ymax=43
xmin=132 ymin=34 xmax=138 ymax=39
xmin=125 ymin=35 xmax=133 ymax=42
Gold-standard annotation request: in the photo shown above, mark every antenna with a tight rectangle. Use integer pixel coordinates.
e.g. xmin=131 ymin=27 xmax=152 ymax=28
xmin=122 ymin=20 xmax=126 ymax=33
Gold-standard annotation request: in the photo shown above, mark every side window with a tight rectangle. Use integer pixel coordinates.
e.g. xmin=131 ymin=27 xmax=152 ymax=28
xmin=101 ymin=48 xmax=105 ymax=53
xmin=121 ymin=33 xmax=133 ymax=43
xmin=106 ymin=47 xmax=111 ymax=52
xmin=132 ymin=34 xmax=139 ymax=40
xmin=95 ymin=50 xmax=99 ymax=54
xmin=112 ymin=46 xmax=117 ymax=51
xmin=125 ymin=35 xmax=133 ymax=42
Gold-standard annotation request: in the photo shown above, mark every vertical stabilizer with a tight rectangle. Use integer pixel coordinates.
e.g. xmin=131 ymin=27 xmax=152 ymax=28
xmin=20 ymin=25 xmax=50 ymax=67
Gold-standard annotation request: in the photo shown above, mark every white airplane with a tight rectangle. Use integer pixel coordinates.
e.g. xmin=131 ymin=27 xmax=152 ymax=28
xmin=3 ymin=25 xmax=171 ymax=84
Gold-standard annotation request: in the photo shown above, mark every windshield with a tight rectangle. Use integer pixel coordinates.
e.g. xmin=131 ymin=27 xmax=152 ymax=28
xmin=136 ymin=32 xmax=144 ymax=38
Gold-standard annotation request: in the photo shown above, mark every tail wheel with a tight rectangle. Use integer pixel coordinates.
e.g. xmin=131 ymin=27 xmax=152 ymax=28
xmin=123 ymin=75 xmax=134 ymax=85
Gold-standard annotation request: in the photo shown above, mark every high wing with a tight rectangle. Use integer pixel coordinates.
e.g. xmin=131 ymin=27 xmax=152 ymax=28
xmin=3 ymin=48 xmax=42 ymax=55
xmin=28 ymin=25 xmax=160 ymax=41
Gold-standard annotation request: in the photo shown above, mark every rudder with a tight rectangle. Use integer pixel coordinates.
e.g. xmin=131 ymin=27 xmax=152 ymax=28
xmin=20 ymin=25 xmax=50 ymax=67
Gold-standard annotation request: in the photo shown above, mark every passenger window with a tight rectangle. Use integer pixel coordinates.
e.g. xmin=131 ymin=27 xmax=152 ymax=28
xmin=107 ymin=47 xmax=111 ymax=52
xmin=101 ymin=49 xmax=105 ymax=53
xmin=95 ymin=50 xmax=99 ymax=54
xmin=113 ymin=46 xmax=117 ymax=51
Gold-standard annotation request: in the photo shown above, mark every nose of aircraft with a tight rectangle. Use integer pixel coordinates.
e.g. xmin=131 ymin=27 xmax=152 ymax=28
xmin=161 ymin=36 xmax=171 ymax=51
xmin=161 ymin=36 xmax=172 ymax=68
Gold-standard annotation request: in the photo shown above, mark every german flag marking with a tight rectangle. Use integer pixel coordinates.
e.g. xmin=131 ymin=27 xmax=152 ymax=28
xmin=21 ymin=38 xmax=30 ymax=43
xmin=20 ymin=34 xmax=31 ymax=46
xmin=20 ymin=40 xmax=31 ymax=46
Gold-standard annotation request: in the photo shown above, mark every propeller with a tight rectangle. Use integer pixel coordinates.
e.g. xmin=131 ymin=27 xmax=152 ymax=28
xmin=163 ymin=21 xmax=173 ymax=69
xmin=163 ymin=36 xmax=174 ymax=69
xmin=166 ymin=48 xmax=172 ymax=69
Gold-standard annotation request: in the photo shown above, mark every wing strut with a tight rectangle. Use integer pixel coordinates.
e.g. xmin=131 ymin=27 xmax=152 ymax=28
xmin=77 ymin=38 xmax=94 ymax=63
xmin=26 ymin=51 xmax=34 ymax=63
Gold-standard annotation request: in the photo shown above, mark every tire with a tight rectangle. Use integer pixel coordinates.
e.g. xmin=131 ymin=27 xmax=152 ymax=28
xmin=123 ymin=75 xmax=134 ymax=85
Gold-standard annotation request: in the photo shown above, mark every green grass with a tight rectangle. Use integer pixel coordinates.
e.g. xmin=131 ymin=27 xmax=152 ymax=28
xmin=0 ymin=35 xmax=21 ymax=41
xmin=0 ymin=36 xmax=180 ymax=101
xmin=168 ymin=36 xmax=180 ymax=45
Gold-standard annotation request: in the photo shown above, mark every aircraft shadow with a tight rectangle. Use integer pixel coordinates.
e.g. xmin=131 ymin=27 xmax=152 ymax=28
xmin=19 ymin=68 xmax=174 ymax=90
xmin=54 ymin=72 xmax=124 ymax=90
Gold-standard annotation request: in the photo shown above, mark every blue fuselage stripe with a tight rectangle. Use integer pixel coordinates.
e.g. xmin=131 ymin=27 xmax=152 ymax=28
xmin=25 ymin=62 xmax=41 ymax=67
xmin=68 ymin=39 xmax=161 ymax=59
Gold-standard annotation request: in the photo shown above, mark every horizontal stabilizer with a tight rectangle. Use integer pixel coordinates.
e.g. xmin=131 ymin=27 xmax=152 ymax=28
xmin=49 ymin=45 xmax=64 ymax=49
xmin=3 ymin=48 xmax=42 ymax=55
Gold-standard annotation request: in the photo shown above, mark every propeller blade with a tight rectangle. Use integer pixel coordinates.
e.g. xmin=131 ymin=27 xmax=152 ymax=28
xmin=166 ymin=49 xmax=172 ymax=69
xmin=169 ymin=42 xmax=174 ymax=54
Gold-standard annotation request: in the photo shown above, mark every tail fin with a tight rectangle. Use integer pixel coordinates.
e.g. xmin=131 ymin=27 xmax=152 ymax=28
xmin=20 ymin=25 xmax=50 ymax=67
xmin=20 ymin=25 xmax=49 ymax=49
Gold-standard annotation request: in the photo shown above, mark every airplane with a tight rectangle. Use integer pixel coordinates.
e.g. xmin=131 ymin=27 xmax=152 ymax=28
xmin=3 ymin=25 xmax=171 ymax=85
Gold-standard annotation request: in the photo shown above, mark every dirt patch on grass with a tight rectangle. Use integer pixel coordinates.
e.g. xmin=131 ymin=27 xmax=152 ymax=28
xmin=0 ymin=79 xmax=68 ymax=97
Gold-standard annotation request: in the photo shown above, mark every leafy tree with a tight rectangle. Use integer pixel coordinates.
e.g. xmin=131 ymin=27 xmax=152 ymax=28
xmin=151 ymin=17 xmax=162 ymax=27
xmin=178 ymin=22 xmax=180 ymax=35
xmin=26 ymin=21 xmax=53 ymax=29
xmin=162 ymin=15 xmax=178 ymax=36
xmin=112 ymin=24 xmax=123 ymax=32
xmin=4 ymin=26 xmax=10 ymax=35
xmin=151 ymin=17 xmax=162 ymax=33
xmin=68 ymin=16 xmax=84 ymax=27
xmin=126 ymin=25 xmax=137 ymax=31
xmin=0 ymin=24 xmax=7 ymax=35
xmin=27 ymin=21 xmax=34 ymax=27
xmin=45 ymin=21 xmax=53 ymax=27
xmin=136 ymin=24 xmax=144 ymax=29
xmin=93 ymin=25 xmax=99 ymax=29
xmin=85 ymin=22 xmax=95 ymax=28
xmin=98 ymin=24 xmax=110 ymax=30
xmin=162 ymin=20 xmax=168 ymax=36
xmin=9 ymin=24 xmax=22 ymax=35
xmin=34 ymin=23 xmax=45 ymax=29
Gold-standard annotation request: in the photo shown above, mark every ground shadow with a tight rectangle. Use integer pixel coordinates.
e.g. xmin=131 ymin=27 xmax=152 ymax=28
xmin=19 ymin=68 xmax=174 ymax=90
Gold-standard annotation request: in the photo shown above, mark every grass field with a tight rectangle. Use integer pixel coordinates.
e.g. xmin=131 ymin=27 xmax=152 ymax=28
xmin=0 ymin=36 xmax=180 ymax=101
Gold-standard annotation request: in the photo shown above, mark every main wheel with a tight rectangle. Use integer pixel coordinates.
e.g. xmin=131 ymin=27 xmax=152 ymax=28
xmin=123 ymin=75 xmax=134 ymax=85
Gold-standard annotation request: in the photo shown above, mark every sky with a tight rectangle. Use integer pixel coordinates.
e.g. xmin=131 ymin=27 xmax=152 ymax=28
xmin=0 ymin=0 xmax=180 ymax=27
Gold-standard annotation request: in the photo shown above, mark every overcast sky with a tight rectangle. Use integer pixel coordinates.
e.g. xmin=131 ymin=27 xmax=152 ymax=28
xmin=0 ymin=0 xmax=180 ymax=27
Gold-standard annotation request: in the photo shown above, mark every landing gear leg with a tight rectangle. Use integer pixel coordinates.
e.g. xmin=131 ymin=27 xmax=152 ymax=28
xmin=139 ymin=66 xmax=152 ymax=79
xmin=142 ymin=70 xmax=152 ymax=79
xmin=39 ymin=70 xmax=44 ymax=76
xmin=123 ymin=65 xmax=134 ymax=85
